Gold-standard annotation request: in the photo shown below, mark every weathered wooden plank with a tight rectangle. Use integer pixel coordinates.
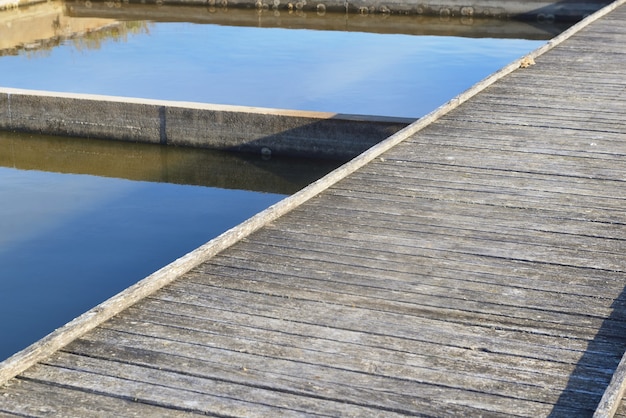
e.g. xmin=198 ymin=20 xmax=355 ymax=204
xmin=202 ymin=252 xmax=626 ymax=335
xmin=330 ymin=175 xmax=625 ymax=223
xmin=337 ymin=171 xmax=626 ymax=215
xmin=463 ymin=92 xmax=626 ymax=116
xmin=139 ymin=280 xmax=612 ymax=414
xmin=331 ymin=180 xmax=626 ymax=223
xmin=310 ymin=190 xmax=626 ymax=258
xmin=255 ymin=196 xmax=622 ymax=284
xmin=153 ymin=279 xmax=623 ymax=371
xmin=255 ymin=215 xmax=624 ymax=273
xmin=359 ymin=159 xmax=626 ymax=192
xmin=444 ymin=109 xmax=626 ymax=133
xmin=326 ymin=181 xmax=625 ymax=225
xmin=465 ymin=101 xmax=626 ymax=124
xmin=91 ymin=309 xmax=604 ymax=411
xmin=132 ymin=296 xmax=614 ymax=385
xmin=220 ymin=238 xmax=624 ymax=299
xmin=454 ymin=81 xmax=626 ymax=110
xmin=184 ymin=262 xmax=626 ymax=357
xmin=37 ymin=351 xmax=383 ymax=417
xmin=18 ymin=363 xmax=320 ymax=417
xmin=62 ymin=329 xmax=556 ymax=417
xmin=383 ymin=145 xmax=626 ymax=181
xmin=303 ymin=192 xmax=626 ymax=241
xmin=479 ymin=79 xmax=626 ymax=99
xmin=0 ymin=377 xmax=198 ymax=416
xmin=399 ymin=122 xmax=626 ymax=158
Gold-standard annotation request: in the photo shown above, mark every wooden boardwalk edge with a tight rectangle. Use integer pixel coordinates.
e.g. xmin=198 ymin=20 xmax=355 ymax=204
xmin=1 ymin=0 xmax=624 ymax=389
xmin=595 ymin=352 xmax=626 ymax=417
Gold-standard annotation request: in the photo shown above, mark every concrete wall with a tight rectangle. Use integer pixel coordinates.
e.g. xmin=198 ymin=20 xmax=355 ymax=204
xmin=68 ymin=0 xmax=612 ymax=21
xmin=3 ymin=0 xmax=613 ymax=21
xmin=0 ymin=87 xmax=412 ymax=160
xmin=68 ymin=3 xmax=572 ymax=40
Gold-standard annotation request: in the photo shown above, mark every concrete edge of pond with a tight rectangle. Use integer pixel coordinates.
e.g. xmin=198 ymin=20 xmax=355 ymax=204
xmin=153 ymin=0 xmax=611 ymax=21
xmin=0 ymin=0 xmax=622 ymax=387
xmin=0 ymin=88 xmax=413 ymax=160
xmin=4 ymin=0 xmax=612 ymax=21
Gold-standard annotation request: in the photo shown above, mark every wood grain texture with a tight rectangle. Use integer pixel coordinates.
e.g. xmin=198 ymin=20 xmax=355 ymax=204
xmin=1 ymin=1 xmax=626 ymax=416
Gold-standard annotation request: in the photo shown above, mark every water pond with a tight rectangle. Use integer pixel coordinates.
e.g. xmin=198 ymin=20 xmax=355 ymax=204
xmin=0 ymin=132 xmax=339 ymax=361
xmin=0 ymin=3 xmax=550 ymax=118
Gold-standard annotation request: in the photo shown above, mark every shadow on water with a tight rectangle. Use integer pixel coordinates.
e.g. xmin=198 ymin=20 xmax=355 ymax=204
xmin=0 ymin=131 xmax=344 ymax=194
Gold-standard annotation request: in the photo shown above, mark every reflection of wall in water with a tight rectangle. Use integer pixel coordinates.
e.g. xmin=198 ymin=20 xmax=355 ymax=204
xmin=0 ymin=132 xmax=342 ymax=194
xmin=0 ymin=0 xmax=149 ymax=56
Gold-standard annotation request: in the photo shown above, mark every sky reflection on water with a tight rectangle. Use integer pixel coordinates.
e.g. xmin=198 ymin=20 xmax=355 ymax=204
xmin=0 ymin=165 xmax=285 ymax=361
xmin=0 ymin=23 xmax=545 ymax=118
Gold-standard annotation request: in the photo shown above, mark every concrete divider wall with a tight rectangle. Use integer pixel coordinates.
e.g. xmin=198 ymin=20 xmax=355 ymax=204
xmin=2 ymin=0 xmax=613 ymax=21
xmin=69 ymin=0 xmax=612 ymax=21
xmin=0 ymin=88 xmax=412 ymax=160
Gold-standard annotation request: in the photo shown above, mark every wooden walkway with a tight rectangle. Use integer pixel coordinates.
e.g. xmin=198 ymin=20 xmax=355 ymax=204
xmin=1 ymin=1 xmax=626 ymax=416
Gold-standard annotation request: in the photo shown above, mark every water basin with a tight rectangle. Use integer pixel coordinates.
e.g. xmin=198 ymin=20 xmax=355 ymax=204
xmin=0 ymin=132 xmax=340 ymax=361
xmin=0 ymin=2 xmax=551 ymax=118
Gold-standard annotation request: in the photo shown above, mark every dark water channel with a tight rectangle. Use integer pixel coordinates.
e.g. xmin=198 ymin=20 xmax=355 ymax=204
xmin=0 ymin=3 xmax=565 ymax=361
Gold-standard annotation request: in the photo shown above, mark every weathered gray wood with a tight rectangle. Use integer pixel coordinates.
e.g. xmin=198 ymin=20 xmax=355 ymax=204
xmin=596 ymin=353 xmax=626 ymax=417
xmin=33 ymin=351 xmax=393 ymax=417
xmin=0 ymin=377 xmax=199 ymax=416
xmin=131 ymin=296 xmax=614 ymax=383
xmin=256 ymin=217 xmax=624 ymax=272
xmin=58 ymin=328 xmax=575 ymax=416
xmin=1 ymin=0 xmax=626 ymax=416
xmin=153 ymin=279 xmax=619 ymax=371
xmin=0 ymin=0 xmax=563 ymax=392
xmin=202 ymin=253 xmax=626 ymax=337
xmin=92 ymin=313 xmax=598 ymax=411
xmin=303 ymin=192 xmax=625 ymax=240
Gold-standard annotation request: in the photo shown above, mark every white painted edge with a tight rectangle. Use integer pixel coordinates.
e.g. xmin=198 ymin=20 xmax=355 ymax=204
xmin=1 ymin=0 xmax=623 ymax=387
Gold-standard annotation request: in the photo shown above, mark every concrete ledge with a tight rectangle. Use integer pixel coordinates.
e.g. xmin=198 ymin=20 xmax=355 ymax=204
xmin=0 ymin=87 xmax=412 ymax=160
xmin=68 ymin=0 xmax=612 ymax=21
xmin=67 ymin=3 xmax=571 ymax=40
xmin=2 ymin=0 xmax=613 ymax=21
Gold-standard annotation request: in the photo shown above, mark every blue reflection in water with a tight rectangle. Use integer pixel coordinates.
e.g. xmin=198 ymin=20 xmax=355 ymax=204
xmin=0 ymin=167 xmax=283 ymax=360
xmin=0 ymin=24 xmax=545 ymax=117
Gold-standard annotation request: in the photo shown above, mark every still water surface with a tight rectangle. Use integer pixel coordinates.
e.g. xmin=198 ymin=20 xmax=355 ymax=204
xmin=0 ymin=18 xmax=546 ymax=118
xmin=0 ymin=133 xmax=338 ymax=361
xmin=0 ymin=10 xmax=549 ymax=360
